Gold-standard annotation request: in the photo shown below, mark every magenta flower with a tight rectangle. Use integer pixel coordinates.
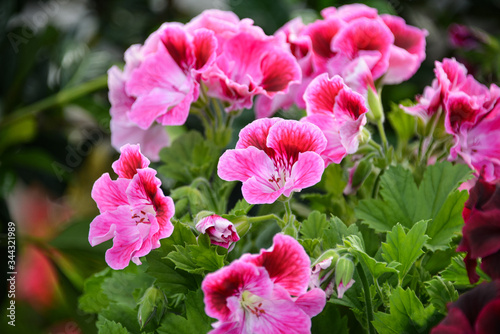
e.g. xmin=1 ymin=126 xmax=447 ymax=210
xmin=449 ymin=24 xmax=488 ymax=50
xmin=202 ymin=234 xmax=326 ymax=333
xmin=302 ymin=74 xmax=368 ymax=165
xmin=195 ymin=214 xmax=240 ymax=250
xmin=431 ymin=280 xmax=500 ymax=334
xmin=89 ymin=144 xmax=175 ymax=270
xmin=218 ymin=118 xmax=327 ymax=204
xmin=380 ymin=14 xmax=427 ymax=85
xmin=457 ymin=178 xmax=500 ymax=283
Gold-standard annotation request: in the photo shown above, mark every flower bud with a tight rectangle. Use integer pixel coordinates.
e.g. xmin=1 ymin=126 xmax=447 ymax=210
xmin=366 ymin=86 xmax=384 ymax=123
xmin=344 ymin=159 xmax=372 ymax=195
xmin=195 ymin=214 xmax=240 ymax=250
xmin=335 ymin=256 xmax=355 ymax=299
xmin=309 ymin=250 xmax=339 ymax=299
xmin=137 ymin=286 xmax=167 ymax=329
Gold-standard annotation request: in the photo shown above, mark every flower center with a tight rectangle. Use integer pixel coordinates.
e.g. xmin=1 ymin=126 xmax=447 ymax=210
xmin=240 ymin=290 xmax=266 ymax=317
xmin=131 ymin=205 xmax=155 ymax=225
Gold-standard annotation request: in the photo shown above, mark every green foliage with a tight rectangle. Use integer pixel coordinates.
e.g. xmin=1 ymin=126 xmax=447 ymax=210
xmin=440 ymin=255 xmax=476 ymax=288
xmin=425 ymin=277 xmax=459 ymax=314
xmin=372 ymin=287 xmax=436 ymax=334
xmin=79 ymin=268 xmax=112 ymax=313
xmin=157 ymin=290 xmax=213 ymax=334
xmin=158 ymin=131 xmax=220 ymax=185
xmin=312 ymin=302 xmax=349 ymax=334
xmin=96 ymin=318 xmax=131 ymax=334
xmin=381 ymin=221 xmax=429 ymax=282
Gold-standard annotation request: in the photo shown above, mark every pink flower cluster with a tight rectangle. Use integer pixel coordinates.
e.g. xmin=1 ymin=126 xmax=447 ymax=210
xmin=89 ymin=144 xmax=175 ymax=269
xmin=256 ymin=3 xmax=427 ymax=118
xmin=404 ymin=58 xmax=500 ymax=183
xmin=109 ymin=10 xmax=301 ymax=160
xmin=202 ymin=234 xmax=326 ymax=333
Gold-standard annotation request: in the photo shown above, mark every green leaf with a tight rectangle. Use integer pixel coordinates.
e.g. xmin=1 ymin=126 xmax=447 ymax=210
xmin=166 ymin=245 xmax=205 ymax=275
xmin=99 ymin=304 xmax=140 ymax=334
xmin=158 ymin=131 xmax=219 ymax=185
xmin=189 ymin=233 xmax=226 ymax=272
xmin=387 ymin=102 xmax=416 ymax=143
xmin=441 ymin=255 xmax=475 ymax=288
xmin=425 ymin=190 xmax=468 ymax=251
xmin=345 ymin=235 xmax=399 ymax=279
xmin=312 ymin=302 xmax=349 ymax=334
xmin=78 ymin=268 xmax=112 ymax=313
xmin=323 ymin=216 xmax=360 ymax=249
xmin=300 ymin=211 xmax=329 ymax=240
xmin=381 ymin=221 xmax=429 ymax=281
xmin=157 ymin=290 xmax=213 ymax=334
xmin=101 ymin=267 xmax=155 ymax=309
xmin=373 ymin=287 xmax=435 ymax=334
xmin=96 ymin=318 xmax=131 ymax=334
xmin=425 ymin=277 xmax=459 ymax=314
xmin=228 ymin=199 xmax=254 ymax=216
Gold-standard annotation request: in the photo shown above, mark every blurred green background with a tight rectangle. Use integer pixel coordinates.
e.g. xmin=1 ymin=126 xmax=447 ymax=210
xmin=1 ymin=0 xmax=499 ymax=333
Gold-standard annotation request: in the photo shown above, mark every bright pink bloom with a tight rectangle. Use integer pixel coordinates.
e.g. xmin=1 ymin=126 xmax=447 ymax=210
xmin=380 ymin=14 xmax=427 ymax=85
xmin=196 ymin=214 xmax=240 ymax=249
xmin=218 ymin=118 xmax=326 ymax=204
xmin=108 ymin=22 xmax=217 ymax=160
xmin=202 ymin=234 xmax=326 ymax=334
xmin=89 ymin=144 xmax=175 ymax=270
xmin=302 ymin=74 xmax=368 ymax=165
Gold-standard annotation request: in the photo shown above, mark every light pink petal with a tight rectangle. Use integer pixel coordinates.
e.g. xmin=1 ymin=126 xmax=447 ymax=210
xmin=331 ymin=17 xmax=394 ymax=79
xmin=112 ymin=144 xmax=150 ymax=179
xmin=159 ymin=25 xmax=194 ymax=70
xmin=241 ymin=176 xmax=285 ymax=204
xmin=91 ymin=173 xmax=130 ymax=212
xmin=334 ymin=86 xmax=368 ymax=122
xmin=240 ymin=234 xmax=312 ymax=296
xmin=337 ymin=279 xmax=355 ymax=298
xmin=108 ymin=66 xmax=134 ymax=123
xmin=202 ymin=260 xmax=273 ymax=321
xmin=284 ymin=151 xmax=325 ymax=196
xmin=218 ymin=146 xmax=275 ymax=182
xmin=236 ymin=118 xmax=280 ymax=154
xmin=126 ymin=168 xmax=161 ymax=208
xmin=152 ymin=189 xmax=175 ymax=241
xmin=303 ymin=17 xmax=344 ymax=72
xmin=444 ymin=91 xmax=483 ymax=134
xmin=294 ymin=288 xmax=327 ymax=317
xmin=192 ymin=28 xmax=218 ymax=72
xmin=259 ymin=51 xmax=301 ymax=95
xmin=342 ymin=57 xmax=376 ymax=98
xmin=304 ymin=73 xmax=345 ymax=116
xmin=267 ymin=119 xmax=327 ymax=157
xmin=128 ymin=88 xmax=186 ymax=129
xmin=155 ymin=87 xmax=196 ymax=126
xmin=131 ymin=213 xmax=160 ymax=262
xmin=335 ymin=4 xmax=378 ymax=21
xmin=383 ymin=45 xmax=421 ymax=85
xmin=302 ymin=114 xmax=345 ymax=164
xmin=110 ymin=119 xmax=169 ymax=162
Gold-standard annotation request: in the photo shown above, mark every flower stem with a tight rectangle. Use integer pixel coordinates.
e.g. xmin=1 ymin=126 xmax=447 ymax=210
xmin=248 ymin=214 xmax=285 ymax=225
xmin=357 ymin=263 xmax=375 ymax=334
xmin=376 ymin=119 xmax=389 ymax=152
xmin=283 ymin=199 xmax=292 ymax=224
xmin=3 ymin=74 xmax=108 ymax=126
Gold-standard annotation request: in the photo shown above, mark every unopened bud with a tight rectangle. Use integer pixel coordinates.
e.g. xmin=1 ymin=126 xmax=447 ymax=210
xmin=344 ymin=159 xmax=372 ymax=195
xmin=137 ymin=286 xmax=167 ymax=329
xmin=335 ymin=256 xmax=355 ymax=299
xmin=309 ymin=250 xmax=339 ymax=299
xmin=366 ymin=86 xmax=384 ymax=123
xmin=196 ymin=214 xmax=240 ymax=250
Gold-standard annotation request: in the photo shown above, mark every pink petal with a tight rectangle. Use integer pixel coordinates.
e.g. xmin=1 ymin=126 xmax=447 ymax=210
xmin=192 ymin=28 xmax=218 ymax=72
xmin=304 ymin=73 xmax=345 ymax=116
xmin=128 ymin=87 xmax=186 ymax=129
xmin=302 ymin=114 xmax=345 ymax=164
xmin=108 ymin=66 xmax=134 ymax=123
xmin=110 ymin=119 xmax=170 ymax=162
xmin=155 ymin=87 xmax=196 ymax=126
xmin=284 ymin=151 xmax=325 ymax=196
xmin=91 ymin=173 xmax=130 ymax=212
xmin=240 ymin=234 xmax=312 ymax=296
xmin=159 ymin=25 xmax=194 ymax=70
xmin=337 ymin=279 xmax=355 ymax=299
xmin=112 ymin=144 xmax=150 ymax=179
xmin=294 ymin=288 xmax=327 ymax=317
xmin=236 ymin=118 xmax=280 ymax=154
xmin=334 ymin=3 xmax=379 ymax=21
xmin=151 ymin=189 xmax=175 ymax=240
xmin=218 ymin=146 xmax=275 ymax=182
xmin=241 ymin=176 xmax=285 ymax=204
xmin=260 ymin=51 xmax=301 ymax=94
xmin=202 ymin=260 xmax=273 ymax=321
xmin=303 ymin=17 xmax=344 ymax=71
xmin=267 ymin=119 xmax=327 ymax=158
xmin=126 ymin=168 xmax=161 ymax=208
xmin=383 ymin=45 xmax=421 ymax=85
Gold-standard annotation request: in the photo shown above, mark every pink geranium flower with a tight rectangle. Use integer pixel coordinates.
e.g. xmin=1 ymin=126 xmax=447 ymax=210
xmin=195 ymin=214 xmax=240 ymax=249
xmin=302 ymin=74 xmax=368 ymax=165
xmin=202 ymin=234 xmax=326 ymax=334
xmin=89 ymin=144 xmax=175 ymax=270
xmin=380 ymin=14 xmax=427 ymax=85
xmin=218 ymin=118 xmax=327 ymax=204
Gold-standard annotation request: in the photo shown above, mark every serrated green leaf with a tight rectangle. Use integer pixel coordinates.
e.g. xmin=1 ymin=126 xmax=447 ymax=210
xmin=388 ymin=102 xmax=416 ymax=143
xmin=425 ymin=277 xmax=459 ymax=314
xmin=96 ymin=317 xmax=131 ymax=334
xmin=157 ymin=290 xmax=213 ymax=334
xmin=166 ymin=245 xmax=205 ymax=275
xmin=440 ymin=255 xmax=475 ymax=288
xmin=300 ymin=211 xmax=329 ymax=240
xmin=372 ymin=287 xmax=435 ymax=334
xmin=228 ymin=199 xmax=254 ymax=216
xmin=298 ymin=238 xmax=321 ymax=257
xmin=312 ymin=302 xmax=350 ymax=334
xmin=381 ymin=221 xmax=429 ymax=281
xmin=323 ymin=216 xmax=360 ymax=249
xmin=187 ymin=234 xmax=225 ymax=273
xmin=78 ymin=268 xmax=112 ymax=313
xmin=425 ymin=190 xmax=468 ymax=251
xmin=99 ymin=304 xmax=140 ymax=334
xmin=346 ymin=235 xmax=399 ymax=279
xmin=101 ymin=267 xmax=155 ymax=309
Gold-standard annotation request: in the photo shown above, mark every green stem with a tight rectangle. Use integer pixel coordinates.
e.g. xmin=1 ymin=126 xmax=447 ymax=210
xmin=248 ymin=214 xmax=285 ymax=225
xmin=283 ymin=199 xmax=292 ymax=224
xmin=357 ymin=264 xmax=375 ymax=334
xmin=376 ymin=119 xmax=389 ymax=152
xmin=368 ymin=139 xmax=384 ymax=157
xmin=3 ymin=74 xmax=108 ymax=126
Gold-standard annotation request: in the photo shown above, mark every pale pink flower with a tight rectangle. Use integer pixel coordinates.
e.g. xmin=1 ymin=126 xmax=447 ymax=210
xmin=195 ymin=214 xmax=240 ymax=249
xmin=321 ymin=4 xmax=378 ymax=22
xmin=218 ymin=118 xmax=326 ymax=204
xmin=380 ymin=14 xmax=427 ymax=85
xmin=202 ymin=234 xmax=326 ymax=334
xmin=302 ymin=74 xmax=368 ymax=165
xmin=89 ymin=144 xmax=175 ymax=270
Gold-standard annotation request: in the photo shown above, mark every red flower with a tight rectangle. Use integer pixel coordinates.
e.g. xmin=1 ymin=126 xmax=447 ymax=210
xmin=457 ymin=178 xmax=500 ymax=283
xmin=431 ymin=280 xmax=500 ymax=334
